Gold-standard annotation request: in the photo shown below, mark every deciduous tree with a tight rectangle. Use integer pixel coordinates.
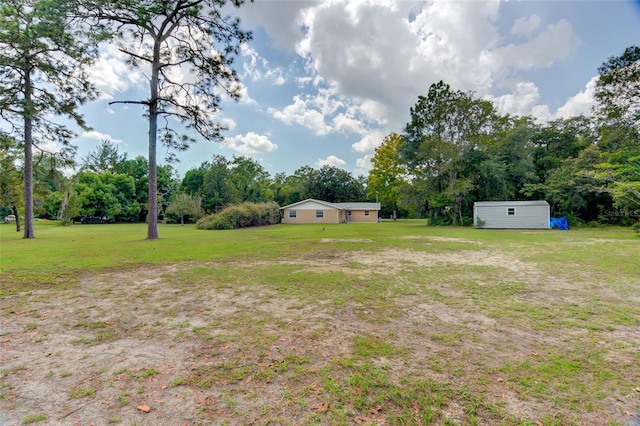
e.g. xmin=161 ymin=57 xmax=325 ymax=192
xmin=166 ymin=192 xmax=203 ymax=225
xmin=367 ymin=133 xmax=407 ymax=220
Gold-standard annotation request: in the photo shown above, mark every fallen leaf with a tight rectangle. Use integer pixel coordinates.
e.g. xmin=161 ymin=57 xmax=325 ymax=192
xmin=312 ymin=402 xmax=330 ymax=413
xmin=369 ymin=404 xmax=382 ymax=414
xmin=136 ymin=404 xmax=151 ymax=413
xmin=497 ymin=377 xmax=504 ymax=382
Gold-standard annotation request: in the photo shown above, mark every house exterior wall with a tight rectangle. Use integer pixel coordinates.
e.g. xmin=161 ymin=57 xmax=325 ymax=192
xmin=347 ymin=210 xmax=378 ymax=223
xmin=282 ymin=207 xmax=341 ymax=224
xmin=280 ymin=199 xmax=381 ymax=224
xmin=474 ymin=201 xmax=550 ymax=229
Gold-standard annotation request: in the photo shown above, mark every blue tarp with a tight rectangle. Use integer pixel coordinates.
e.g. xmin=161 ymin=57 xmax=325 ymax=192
xmin=550 ymin=216 xmax=569 ymax=230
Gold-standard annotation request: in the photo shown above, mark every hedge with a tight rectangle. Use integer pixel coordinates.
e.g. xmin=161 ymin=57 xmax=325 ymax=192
xmin=196 ymin=202 xmax=282 ymax=230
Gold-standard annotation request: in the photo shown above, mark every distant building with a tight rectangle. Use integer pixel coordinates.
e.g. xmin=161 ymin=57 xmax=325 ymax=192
xmin=473 ymin=201 xmax=550 ymax=229
xmin=280 ymin=199 xmax=381 ymax=224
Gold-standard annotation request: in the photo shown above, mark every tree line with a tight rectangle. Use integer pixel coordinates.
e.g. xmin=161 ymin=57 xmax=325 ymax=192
xmin=369 ymin=46 xmax=639 ymax=226
xmin=1 ymin=0 xmax=637 ymax=232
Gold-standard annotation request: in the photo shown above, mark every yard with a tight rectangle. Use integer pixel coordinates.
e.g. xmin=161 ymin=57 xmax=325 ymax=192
xmin=1 ymin=221 xmax=639 ymax=425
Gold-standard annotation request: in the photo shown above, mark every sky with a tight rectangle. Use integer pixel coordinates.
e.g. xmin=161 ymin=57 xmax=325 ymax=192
xmin=74 ymin=0 xmax=640 ymax=179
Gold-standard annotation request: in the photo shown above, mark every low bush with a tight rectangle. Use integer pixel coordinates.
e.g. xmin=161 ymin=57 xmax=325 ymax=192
xmin=196 ymin=202 xmax=281 ymax=230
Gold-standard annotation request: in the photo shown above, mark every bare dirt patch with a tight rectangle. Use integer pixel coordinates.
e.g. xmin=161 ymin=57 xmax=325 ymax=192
xmin=1 ymin=248 xmax=639 ymax=425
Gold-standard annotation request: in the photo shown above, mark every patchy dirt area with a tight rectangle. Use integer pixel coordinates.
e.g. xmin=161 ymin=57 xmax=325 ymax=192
xmin=1 ymin=244 xmax=639 ymax=425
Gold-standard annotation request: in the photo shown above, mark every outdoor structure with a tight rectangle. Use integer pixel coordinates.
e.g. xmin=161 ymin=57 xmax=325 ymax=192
xmin=473 ymin=200 xmax=550 ymax=229
xmin=280 ymin=199 xmax=381 ymax=224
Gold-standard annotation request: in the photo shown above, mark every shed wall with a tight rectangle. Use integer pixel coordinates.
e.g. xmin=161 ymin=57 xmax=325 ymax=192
xmin=474 ymin=203 xmax=549 ymax=229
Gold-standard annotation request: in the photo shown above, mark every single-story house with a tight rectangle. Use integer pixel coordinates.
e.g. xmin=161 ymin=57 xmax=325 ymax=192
xmin=280 ymin=199 xmax=381 ymax=224
xmin=473 ymin=200 xmax=550 ymax=229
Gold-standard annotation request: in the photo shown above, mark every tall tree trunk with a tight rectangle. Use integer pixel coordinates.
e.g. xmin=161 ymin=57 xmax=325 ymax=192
xmin=58 ymin=189 xmax=71 ymax=220
xmin=146 ymin=38 xmax=161 ymax=240
xmin=12 ymin=205 xmax=20 ymax=232
xmin=23 ymin=65 xmax=35 ymax=239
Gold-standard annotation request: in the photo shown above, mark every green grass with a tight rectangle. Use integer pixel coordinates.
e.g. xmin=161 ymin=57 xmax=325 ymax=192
xmin=1 ymin=220 xmax=639 ymax=425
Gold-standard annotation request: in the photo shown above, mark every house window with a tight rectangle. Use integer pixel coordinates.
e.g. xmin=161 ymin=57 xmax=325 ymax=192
xmin=289 ymin=210 xmax=297 ymax=219
xmin=507 ymin=207 xmax=516 ymax=216
xmin=316 ymin=210 xmax=324 ymax=219
xmin=364 ymin=211 xmax=370 ymax=216
xmin=348 ymin=211 xmax=352 ymax=216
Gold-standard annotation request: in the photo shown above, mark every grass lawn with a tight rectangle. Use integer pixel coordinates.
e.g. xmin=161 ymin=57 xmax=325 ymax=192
xmin=1 ymin=220 xmax=639 ymax=425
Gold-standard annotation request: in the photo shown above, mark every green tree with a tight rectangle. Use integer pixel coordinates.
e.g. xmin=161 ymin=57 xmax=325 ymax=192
xmin=594 ymin=45 xmax=640 ymax=131
xmin=401 ymin=81 xmax=500 ymax=225
xmin=91 ymin=0 xmax=252 ymax=239
xmin=307 ymin=165 xmax=364 ymax=203
xmin=166 ymin=192 xmax=203 ymax=225
xmin=273 ymin=166 xmax=315 ymax=206
xmin=0 ymin=135 xmax=23 ymax=231
xmin=81 ymin=140 xmax=127 ymax=173
xmin=197 ymin=155 xmax=236 ymax=213
xmin=229 ymin=156 xmax=273 ymax=203
xmin=367 ymin=133 xmax=407 ymax=220
xmin=0 ymin=0 xmax=102 ymax=238
xmin=69 ymin=171 xmax=138 ymax=221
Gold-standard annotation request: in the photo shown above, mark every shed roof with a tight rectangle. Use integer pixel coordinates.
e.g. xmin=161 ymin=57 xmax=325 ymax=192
xmin=474 ymin=200 xmax=549 ymax=207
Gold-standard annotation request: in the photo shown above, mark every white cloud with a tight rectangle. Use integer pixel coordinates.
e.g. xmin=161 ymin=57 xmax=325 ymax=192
xmin=222 ymin=132 xmax=278 ymax=154
xmin=491 ymin=82 xmax=544 ymax=117
xmin=491 ymin=20 xmax=580 ymax=72
xmin=269 ymin=94 xmax=334 ymax=135
xmin=354 ymin=154 xmax=373 ymax=176
xmin=241 ymin=44 xmax=286 ymax=87
xmin=352 ymin=131 xmax=386 ymax=154
xmin=554 ymin=76 xmax=597 ymax=119
xmin=80 ymin=130 xmax=124 ymax=144
xmin=511 ymin=15 xmax=541 ymax=37
xmin=332 ymin=113 xmax=366 ymax=135
xmin=89 ymin=44 xmax=144 ymax=100
xmin=316 ymin=155 xmax=346 ymax=168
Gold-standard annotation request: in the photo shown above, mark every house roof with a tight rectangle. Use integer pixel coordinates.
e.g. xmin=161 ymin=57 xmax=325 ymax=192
xmin=280 ymin=198 xmax=381 ymax=211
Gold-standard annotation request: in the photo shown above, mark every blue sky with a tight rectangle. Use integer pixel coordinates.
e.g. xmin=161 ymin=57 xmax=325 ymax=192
xmin=74 ymin=0 xmax=640 ymax=179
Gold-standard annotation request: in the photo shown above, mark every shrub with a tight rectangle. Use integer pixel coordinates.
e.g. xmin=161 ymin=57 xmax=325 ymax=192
xmin=196 ymin=202 xmax=281 ymax=230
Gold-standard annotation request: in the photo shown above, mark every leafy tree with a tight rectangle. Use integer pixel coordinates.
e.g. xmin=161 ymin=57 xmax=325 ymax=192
xmin=0 ymin=0 xmax=102 ymax=238
xmin=181 ymin=165 xmax=205 ymax=196
xmin=81 ymin=140 xmax=127 ymax=173
xmin=530 ymin=116 xmax=595 ymax=182
xmin=229 ymin=156 xmax=273 ymax=203
xmin=594 ymin=45 xmax=640 ymax=131
xmin=367 ymin=133 xmax=407 ymax=220
xmin=69 ymin=171 xmax=138 ymax=221
xmin=90 ymin=0 xmax=252 ymax=239
xmin=470 ymin=117 xmax=538 ymax=202
xmin=401 ymin=81 xmax=500 ymax=224
xmin=273 ymin=166 xmax=315 ymax=206
xmin=307 ymin=165 xmax=364 ymax=203
xmin=0 ymin=135 xmax=23 ymax=231
xmin=166 ymin=192 xmax=203 ymax=225
xmin=201 ymin=155 xmax=236 ymax=213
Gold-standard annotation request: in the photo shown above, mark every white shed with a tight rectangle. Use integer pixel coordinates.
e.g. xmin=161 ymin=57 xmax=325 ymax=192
xmin=473 ymin=201 xmax=550 ymax=229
